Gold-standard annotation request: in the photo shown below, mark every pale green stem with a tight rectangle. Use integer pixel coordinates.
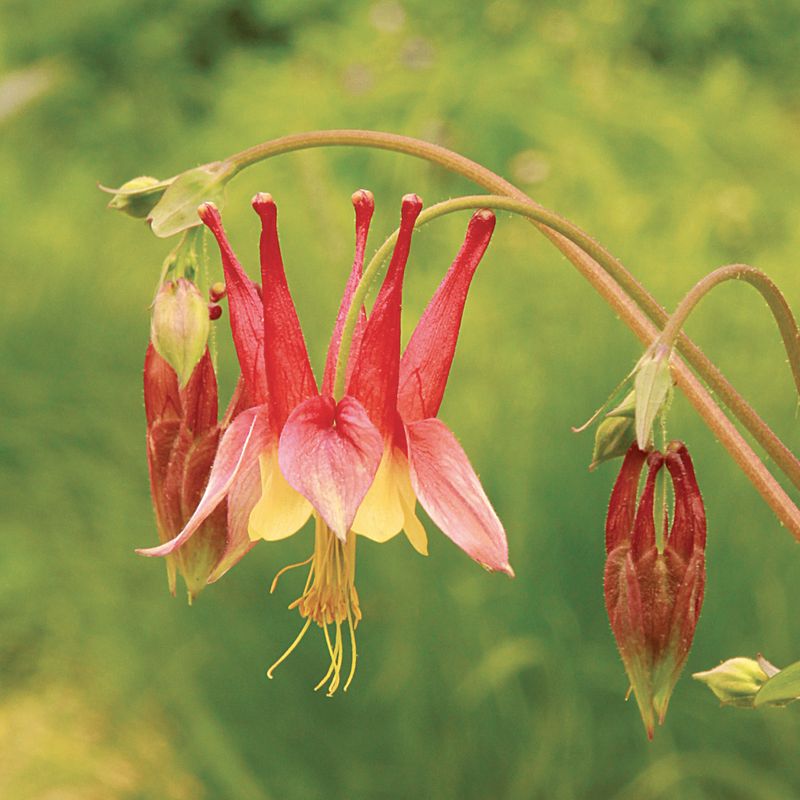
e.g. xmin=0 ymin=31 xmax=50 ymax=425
xmin=657 ymin=264 xmax=800 ymax=397
xmin=218 ymin=130 xmax=800 ymax=492
xmin=330 ymin=194 xmax=800 ymax=541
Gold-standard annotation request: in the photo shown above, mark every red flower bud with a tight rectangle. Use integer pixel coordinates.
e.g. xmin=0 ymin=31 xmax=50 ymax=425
xmin=144 ymin=344 xmax=227 ymax=601
xmin=604 ymin=441 xmax=706 ymax=738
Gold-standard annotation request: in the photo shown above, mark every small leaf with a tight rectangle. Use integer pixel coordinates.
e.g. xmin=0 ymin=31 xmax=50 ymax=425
xmin=148 ymin=161 xmax=235 ymax=238
xmin=634 ymin=350 xmax=672 ymax=448
xmin=754 ymin=659 xmax=800 ymax=708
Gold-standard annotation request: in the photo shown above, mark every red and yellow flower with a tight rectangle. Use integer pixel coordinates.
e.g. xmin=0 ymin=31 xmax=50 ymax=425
xmin=139 ymin=190 xmax=512 ymax=692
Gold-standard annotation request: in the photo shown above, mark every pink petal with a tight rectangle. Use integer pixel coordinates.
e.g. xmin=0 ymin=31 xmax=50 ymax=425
xmin=252 ymin=194 xmax=318 ymax=429
xmin=207 ymin=452 xmax=261 ymax=583
xmin=322 ymin=190 xmax=373 ymax=396
xmin=347 ymin=194 xmax=422 ymax=435
xmin=398 ymin=210 xmax=495 ymax=422
xmin=137 ymin=405 xmax=272 ymax=557
xmin=405 ymin=418 xmax=511 ymax=575
xmin=199 ymin=203 xmax=268 ymax=406
xmin=278 ymin=394 xmax=383 ymax=540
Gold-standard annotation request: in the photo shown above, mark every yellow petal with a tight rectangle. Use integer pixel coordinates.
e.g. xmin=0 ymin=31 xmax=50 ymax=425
xmin=248 ymin=448 xmax=312 ymax=541
xmin=352 ymin=446 xmax=427 ymax=554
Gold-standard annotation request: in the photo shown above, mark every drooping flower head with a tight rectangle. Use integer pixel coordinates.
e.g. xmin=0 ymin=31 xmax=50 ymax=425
xmin=604 ymin=441 xmax=707 ymax=738
xmin=139 ymin=190 xmax=512 ymax=693
xmin=144 ymin=342 xmax=257 ymax=601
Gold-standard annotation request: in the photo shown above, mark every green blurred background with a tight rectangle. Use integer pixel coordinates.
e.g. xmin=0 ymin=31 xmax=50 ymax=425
xmin=2 ymin=1 xmax=800 ymax=797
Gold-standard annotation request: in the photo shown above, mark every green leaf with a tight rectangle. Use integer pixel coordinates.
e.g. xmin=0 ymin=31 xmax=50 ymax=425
xmin=634 ymin=350 xmax=672 ymax=448
xmin=754 ymin=659 xmax=800 ymax=707
xmin=148 ymin=161 xmax=235 ymax=238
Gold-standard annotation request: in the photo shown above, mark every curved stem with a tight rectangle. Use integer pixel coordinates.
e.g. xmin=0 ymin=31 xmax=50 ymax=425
xmin=658 ymin=264 xmax=800 ymax=397
xmin=224 ymin=130 xmax=800 ymax=490
xmin=331 ymin=193 xmax=800 ymax=541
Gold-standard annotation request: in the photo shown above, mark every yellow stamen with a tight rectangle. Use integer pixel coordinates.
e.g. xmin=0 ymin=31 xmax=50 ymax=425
xmin=269 ymin=554 xmax=313 ymax=594
xmin=267 ymin=515 xmax=361 ymax=695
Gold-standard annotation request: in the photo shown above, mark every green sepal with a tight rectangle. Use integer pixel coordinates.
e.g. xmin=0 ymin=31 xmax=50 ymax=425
xmin=754 ymin=659 xmax=800 ymax=708
xmin=148 ymin=161 xmax=235 ymax=238
xmin=634 ymin=349 xmax=673 ymax=448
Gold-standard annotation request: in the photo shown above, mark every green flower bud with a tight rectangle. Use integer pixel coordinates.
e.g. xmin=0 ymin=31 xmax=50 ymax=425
xmin=693 ymin=657 xmax=769 ymax=707
xmin=150 ymin=278 xmax=210 ymax=387
xmin=589 ymin=390 xmax=636 ymax=470
xmin=591 ymin=415 xmax=636 ymax=470
xmin=147 ymin=161 xmax=235 ymax=238
xmin=101 ymin=175 xmax=171 ymax=218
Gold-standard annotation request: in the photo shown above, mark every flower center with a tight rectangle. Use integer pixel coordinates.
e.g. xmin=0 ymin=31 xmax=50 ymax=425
xmin=267 ymin=515 xmax=361 ymax=696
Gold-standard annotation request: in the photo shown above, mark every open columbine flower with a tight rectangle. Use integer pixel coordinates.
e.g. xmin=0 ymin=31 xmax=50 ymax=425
xmin=139 ymin=190 xmax=511 ymax=693
xmin=604 ymin=441 xmax=706 ymax=738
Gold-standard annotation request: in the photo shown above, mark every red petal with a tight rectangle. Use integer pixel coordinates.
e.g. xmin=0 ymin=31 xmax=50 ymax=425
xmin=322 ymin=190 xmax=373 ymax=396
xmin=180 ymin=349 xmax=218 ymax=435
xmin=137 ymin=405 xmax=272 ymax=557
xmin=631 ymin=453 xmax=663 ymax=560
xmin=144 ymin=344 xmax=181 ymax=427
xmin=665 ymin=442 xmax=706 ymax=558
xmin=348 ymin=194 xmax=423 ymax=435
xmin=405 ymin=418 xmax=511 ymax=574
xmin=199 ymin=203 xmax=268 ymax=406
xmin=252 ymin=194 xmax=318 ymax=429
xmin=278 ymin=394 xmax=383 ymax=540
xmin=605 ymin=445 xmax=648 ymax=553
xmin=398 ymin=210 xmax=496 ymax=422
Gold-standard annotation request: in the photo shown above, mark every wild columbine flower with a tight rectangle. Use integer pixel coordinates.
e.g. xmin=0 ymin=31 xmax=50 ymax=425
xmin=138 ymin=189 xmax=511 ymax=693
xmin=604 ymin=441 xmax=706 ymax=738
xmin=144 ymin=344 xmax=257 ymax=601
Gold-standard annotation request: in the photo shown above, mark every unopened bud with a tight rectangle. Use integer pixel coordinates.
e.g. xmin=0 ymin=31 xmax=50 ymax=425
xmin=693 ymin=657 xmax=769 ymax=707
xmin=150 ymin=278 xmax=210 ymax=387
xmin=209 ymin=281 xmax=226 ymax=302
xmin=208 ymin=303 xmax=223 ymax=321
xmin=590 ymin=390 xmax=636 ymax=469
xmin=102 ymin=175 xmax=170 ymax=218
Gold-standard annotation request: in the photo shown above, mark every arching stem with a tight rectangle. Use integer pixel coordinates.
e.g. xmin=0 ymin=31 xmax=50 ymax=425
xmin=221 ymin=130 xmax=800 ymax=491
xmin=330 ymin=194 xmax=800 ymax=541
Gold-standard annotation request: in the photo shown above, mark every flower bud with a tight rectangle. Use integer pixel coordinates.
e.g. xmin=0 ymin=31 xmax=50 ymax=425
xmin=604 ymin=441 xmax=707 ymax=738
xmin=102 ymin=175 xmax=170 ymax=218
xmin=150 ymin=278 xmax=210 ymax=387
xmin=693 ymin=658 xmax=769 ymax=707
xmin=148 ymin=161 xmax=235 ymax=238
xmin=591 ymin=390 xmax=636 ymax=470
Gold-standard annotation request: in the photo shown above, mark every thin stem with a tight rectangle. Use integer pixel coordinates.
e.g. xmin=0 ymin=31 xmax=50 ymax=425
xmin=331 ymin=193 xmax=800 ymax=541
xmin=658 ymin=264 xmax=800 ymax=397
xmin=222 ymin=130 xmax=800 ymax=491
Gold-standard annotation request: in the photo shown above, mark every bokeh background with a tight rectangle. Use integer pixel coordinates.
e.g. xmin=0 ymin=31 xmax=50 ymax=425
xmin=2 ymin=1 xmax=800 ymax=797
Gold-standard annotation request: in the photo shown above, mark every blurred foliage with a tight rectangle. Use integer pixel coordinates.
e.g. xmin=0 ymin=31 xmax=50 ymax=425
xmin=2 ymin=1 xmax=800 ymax=798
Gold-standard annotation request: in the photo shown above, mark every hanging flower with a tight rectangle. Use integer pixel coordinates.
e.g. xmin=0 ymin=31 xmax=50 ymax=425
xmin=144 ymin=343 xmax=257 ymax=601
xmin=138 ymin=190 xmax=511 ymax=693
xmin=604 ymin=442 xmax=707 ymax=738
